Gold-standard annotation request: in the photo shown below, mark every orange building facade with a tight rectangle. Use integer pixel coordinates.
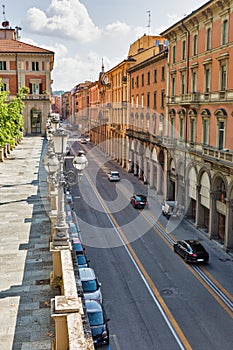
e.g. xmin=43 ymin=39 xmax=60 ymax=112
xmin=0 ymin=28 xmax=54 ymax=135
xmin=160 ymin=0 xmax=233 ymax=250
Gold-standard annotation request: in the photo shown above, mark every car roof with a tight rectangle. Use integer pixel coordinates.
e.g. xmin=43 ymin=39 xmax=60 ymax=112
xmin=79 ymin=267 xmax=96 ymax=280
xmin=135 ymin=194 xmax=147 ymax=198
xmin=85 ymin=299 xmax=102 ymax=312
xmin=72 ymin=237 xmax=82 ymax=244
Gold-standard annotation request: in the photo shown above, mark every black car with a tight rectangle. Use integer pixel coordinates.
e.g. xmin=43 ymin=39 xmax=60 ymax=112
xmin=173 ymin=240 xmax=209 ymax=263
xmin=130 ymin=194 xmax=148 ymax=209
xmin=85 ymin=299 xmax=110 ymax=346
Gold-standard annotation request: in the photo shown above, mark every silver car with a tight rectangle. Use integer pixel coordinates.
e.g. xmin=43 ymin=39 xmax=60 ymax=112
xmin=79 ymin=268 xmax=102 ymax=303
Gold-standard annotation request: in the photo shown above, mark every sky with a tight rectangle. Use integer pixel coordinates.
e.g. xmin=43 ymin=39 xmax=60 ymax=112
xmin=1 ymin=0 xmax=208 ymax=92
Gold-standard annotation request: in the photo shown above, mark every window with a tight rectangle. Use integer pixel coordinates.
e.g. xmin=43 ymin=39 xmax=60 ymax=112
xmin=171 ymin=76 xmax=176 ymax=96
xmin=132 ymin=77 xmax=134 ymax=89
xmin=147 ymin=93 xmax=150 ymax=108
xmin=32 ymin=61 xmax=39 ymax=71
xmin=141 ymin=93 xmax=144 ymax=108
xmin=180 ymin=117 xmax=184 ymax=138
xmin=147 ymin=71 xmax=150 ymax=85
xmin=182 ymin=40 xmax=186 ymax=60
xmin=205 ymin=67 xmax=211 ymax=92
xmin=190 ymin=118 xmax=196 ymax=143
xmin=172 ymin=45 xmax=176 ymax=63
xmin=161 ymin=91 xmax=165 ymax=108
xmin=206 ymin=28 xmax=211 ymax=51
xmin=146 ymin=115 xmax=150 ymax=130
xmin=220 ymin=64 xmax=227 ymax=91
xmin=0 ymin=61 xmax=7 ymax=70
xmin=141 ymin=115 xmax=144 ymax=129
xmin=193 ymin=34 xmax=198 ymax=56
xmin=218 ymin=121 xmax=225 ymax=149
xmin=192 ymin=71 xmax=197 ymax=93
xmin=152 ymin=115 xmax=156 ymax=134
xmin=141 ymin=74 xmax=144 ymax=87
xmin=131 ymin=96 xmax=134 ymax=107
xmin=222 ymin=19 xmax=228 ymax=45
xmin=170 ymin=117 xmax=175 ymax=138
xmin=30 ymin=83 xmax=40 ymax=94
xmin=202 ymin=119 xmax=209 ymax=145
xmin=153 ymin=92 xmax=157 ymax=109
xmin=181 ymin=73 xmax=186 ymax=95
xmin=136 ymin=76 xmax=139 ymax=88
xmin=136 ymin=95 xmax=139 ymax=108
xmin=161 ymin=66 xmax=165 ymax=80
xmin=154 ymin=69 xmax=157 ymax=83
xmin=0 ymin=82 xmax=7 ymax=91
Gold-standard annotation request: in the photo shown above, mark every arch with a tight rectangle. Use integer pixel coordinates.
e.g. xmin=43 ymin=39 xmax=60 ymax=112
xmin=146 ymin=112 xmax=150 ymax=119
xmin=140 ymin=112 xmax=144 ymax=119
xmin=31 ymin=107 xmax=42 ymax=134
xmin=214 ymin=108 xmax=227 ymax=117
xmin=187 ymin=165 xmax=198 ymax=200
xmin=160 ymin=113 xmax=164 ymax=121
xmin=168 ymin=108 xmax=176 ymax=116
xmin=188 ymin=108 xmax=197 ymax=117
xmin=178 ymin=108 xmax=186 ymax=116
xmin=200 ymin=108 xmax=211 ymax=116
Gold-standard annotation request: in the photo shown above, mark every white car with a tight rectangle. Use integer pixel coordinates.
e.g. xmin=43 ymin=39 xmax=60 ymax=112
xmin=79 ymin=267 xmax=102 ymax=303
xmin=108 ymin=171 xmax=120 ymax=181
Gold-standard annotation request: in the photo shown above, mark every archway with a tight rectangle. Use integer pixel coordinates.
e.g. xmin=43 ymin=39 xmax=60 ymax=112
xmin=31 ymin=108 xmax=42 ymax=134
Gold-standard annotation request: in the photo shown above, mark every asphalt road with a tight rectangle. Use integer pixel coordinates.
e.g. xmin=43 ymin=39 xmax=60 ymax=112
xmin=67 ymin=140 xmax=233 ymax=350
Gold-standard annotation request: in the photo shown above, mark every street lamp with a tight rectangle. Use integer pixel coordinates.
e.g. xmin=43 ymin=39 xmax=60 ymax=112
xmin=43 ymin=128 xmax=88 ymax=247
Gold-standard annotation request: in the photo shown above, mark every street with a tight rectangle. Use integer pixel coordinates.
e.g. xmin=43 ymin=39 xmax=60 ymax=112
xmin=67 ymin=140 xmax=233 ymax=350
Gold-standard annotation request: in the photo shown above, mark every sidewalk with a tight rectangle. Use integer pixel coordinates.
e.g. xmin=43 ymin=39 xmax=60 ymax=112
xmin=0 ymin=136 xmax=59 ymax=350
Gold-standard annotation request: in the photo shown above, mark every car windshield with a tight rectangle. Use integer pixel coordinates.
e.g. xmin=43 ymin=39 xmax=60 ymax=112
xmin=82 ymin=279 xmax=98 ymax=292
xmin=77 ymin=255 xmax=86 ymax=265
xmin=87 ymin=311 xmax=104 ymax=326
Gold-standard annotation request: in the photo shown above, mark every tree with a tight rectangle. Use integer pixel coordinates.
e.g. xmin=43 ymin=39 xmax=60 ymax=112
xmin=0 ymin=81 xmax=29 ymax=147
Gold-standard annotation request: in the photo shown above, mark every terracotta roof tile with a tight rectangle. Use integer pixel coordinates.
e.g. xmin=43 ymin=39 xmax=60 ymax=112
xmin=0 ymin=39 xmax=54 ymax=54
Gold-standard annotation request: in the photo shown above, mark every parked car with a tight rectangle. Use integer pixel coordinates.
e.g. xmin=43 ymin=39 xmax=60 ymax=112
xmin=130 ymin=194 xmax=148 ymax=209
xmin=173 ymin=240 xmax=209 ymax=263
xmin=79 ymin=267 xmax=102 ymax=303
xmin=85 ymin=299 xmax=110 ymax=346
xmin=68 ymin=222 xmax=79 ymax=239
xmin=108 ymin=171 xmax=120 ymax=182
xmin=72 ymin=237 xmax=85 ymax=254
xmin=162 ymin=200 xmax=183 ymax=218
xmin=75 ymin=253 xmax=90 ymax=268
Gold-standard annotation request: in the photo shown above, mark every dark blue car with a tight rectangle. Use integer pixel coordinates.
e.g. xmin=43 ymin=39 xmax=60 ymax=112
xmin=85 ymin=299 xmax=110 ymax=346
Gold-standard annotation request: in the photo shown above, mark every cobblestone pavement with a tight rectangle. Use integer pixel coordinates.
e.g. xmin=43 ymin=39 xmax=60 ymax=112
xmin=0 ymin=136 xmax=59 ymax=350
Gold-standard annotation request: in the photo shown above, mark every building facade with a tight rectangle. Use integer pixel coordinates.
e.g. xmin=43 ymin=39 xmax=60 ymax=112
xmin=160 ymin=0 xmax=233 ymax=251
xmin=0 ymin=27 xmax=54 ymax=135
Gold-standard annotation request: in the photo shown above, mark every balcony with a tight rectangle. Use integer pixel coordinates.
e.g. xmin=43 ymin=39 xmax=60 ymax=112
xmin=167 ymin=90 xmax=233 ymax=105
xmin=126 ymin=129 xmax=151 ymax=143
xmin=202 ymin=146 xmax=233 ymax=166
xmin=23 ymin=94 xmax=50 ymax=101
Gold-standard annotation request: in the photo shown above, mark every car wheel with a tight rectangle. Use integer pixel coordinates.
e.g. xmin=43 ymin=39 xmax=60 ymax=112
xmin=173 ymin=245 xmax=177 ymax=253
xmin=184 ymin=255 xmax=189 ymax=263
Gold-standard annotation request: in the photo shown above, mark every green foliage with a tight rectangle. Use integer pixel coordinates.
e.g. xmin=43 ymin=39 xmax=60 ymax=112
xmin=0 ymin=80 xmax=29 ymax=147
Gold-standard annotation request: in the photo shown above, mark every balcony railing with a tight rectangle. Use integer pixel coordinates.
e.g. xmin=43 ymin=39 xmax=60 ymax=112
xmin=202 ymin=146 xmax=233 ymax=164
xmin=23 ymin=94 xmax=50 ymax=100
xmin=167 ymin=90 xmax=233 ymax=105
